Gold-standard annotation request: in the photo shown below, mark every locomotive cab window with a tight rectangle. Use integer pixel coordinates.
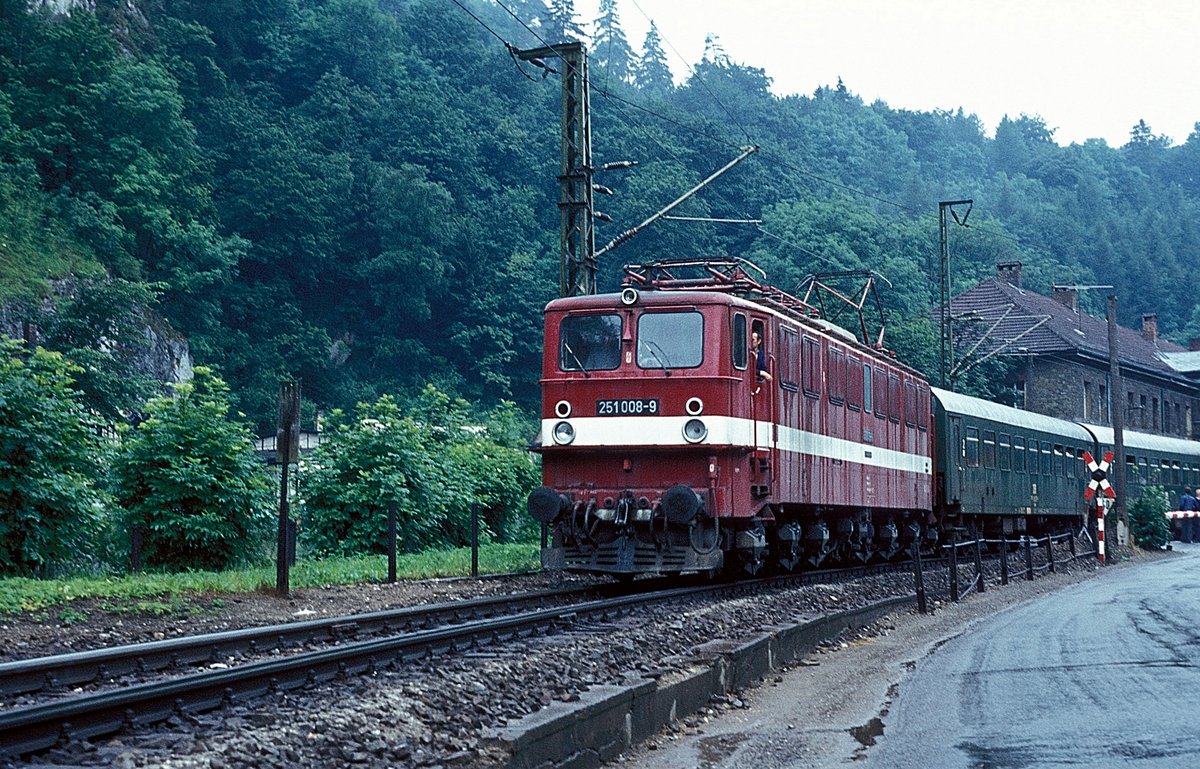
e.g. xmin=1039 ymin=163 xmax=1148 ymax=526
xmin=560 ymin=314 xmax=622 ymax=371
xmin=732 ymin=313 xmax=748 ymax=370
xmin=637 ymin=311 xmax=703 ymax=369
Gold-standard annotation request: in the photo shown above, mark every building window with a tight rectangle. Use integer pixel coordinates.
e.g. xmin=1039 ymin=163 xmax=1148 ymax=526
xmin=1153 ymin=397 xmax=1160 ymax=431
xmin=1140 ymin=395 xmax=1148 ymax=429
xmin=1100 ymin=385 xmax=1108 ymax=423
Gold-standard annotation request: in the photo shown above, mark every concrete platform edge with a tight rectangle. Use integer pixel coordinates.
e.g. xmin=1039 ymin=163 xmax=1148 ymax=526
xmin=482 ymin=593 xmax=914 ymax=769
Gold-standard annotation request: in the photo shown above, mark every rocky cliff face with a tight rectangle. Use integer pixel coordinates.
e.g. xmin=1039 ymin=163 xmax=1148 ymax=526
xmin=0 ymin=287 xmax=193 ymax=387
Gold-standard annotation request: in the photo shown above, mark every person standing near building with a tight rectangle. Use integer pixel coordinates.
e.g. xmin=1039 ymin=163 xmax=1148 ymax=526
xmin=1180 ymin=487 xmax=1196 ymax=543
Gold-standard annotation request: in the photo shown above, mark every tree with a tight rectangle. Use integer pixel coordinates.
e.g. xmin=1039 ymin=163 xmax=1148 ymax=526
xmin=540 ymin=0 xmax=584 ymax=43
xmin=0 ymin=338 xmax=109 ymax=576
xmin=633 ymin=22 xmax=672 ymax=96
xmin=591 ymin=0 xmax=634 ymax=85
xmin=1128 ymin=486 xmax=1171 ymax=549
xmin=112 ymin=367 xmax=273 ymax=572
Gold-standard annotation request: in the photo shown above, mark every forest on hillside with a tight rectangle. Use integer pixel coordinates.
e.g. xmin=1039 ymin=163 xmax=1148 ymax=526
xmin=3 ymin=0 xmax=1200 ymax=430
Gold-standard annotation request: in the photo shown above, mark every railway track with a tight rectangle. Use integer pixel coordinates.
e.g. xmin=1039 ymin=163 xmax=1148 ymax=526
xmin=0 ymin=561 xmax=925 ymax=758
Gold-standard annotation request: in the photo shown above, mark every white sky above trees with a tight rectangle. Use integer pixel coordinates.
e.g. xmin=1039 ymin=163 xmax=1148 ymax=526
xmin=574 ymin=0 xmax=1200 ymax=147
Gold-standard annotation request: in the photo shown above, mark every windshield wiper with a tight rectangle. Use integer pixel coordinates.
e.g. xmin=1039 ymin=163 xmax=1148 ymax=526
xmin=563 ymin=342 xmax=591 ymax=377
xmin=640 ymin=339 xmax=671 ymax=370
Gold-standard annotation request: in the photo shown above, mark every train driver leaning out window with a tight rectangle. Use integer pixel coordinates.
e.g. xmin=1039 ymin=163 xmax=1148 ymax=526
xmin=750 ymin=328 xmax=772 ymax=393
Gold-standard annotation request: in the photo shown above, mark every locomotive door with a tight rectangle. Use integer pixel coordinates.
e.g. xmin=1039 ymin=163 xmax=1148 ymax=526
xmin=749 ymin=318 xmax=775 ymax=498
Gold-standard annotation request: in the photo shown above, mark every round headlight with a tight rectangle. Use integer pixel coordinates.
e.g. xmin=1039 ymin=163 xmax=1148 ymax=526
xmin=554 ymin=399 xmax=572 ymax=418
xmin=685 ymin=397 xmax=704 ymax=416
xmin=620 ymin=287 xmax=639 ymax=305
xmin=552 ymin=421 xmax=576 ymax=445
xmin=682 ymin=418 xmax=708 ymax=443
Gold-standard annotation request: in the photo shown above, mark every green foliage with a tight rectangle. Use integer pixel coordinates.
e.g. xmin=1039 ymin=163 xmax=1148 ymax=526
xmin=0 ymin=337 xmax=110 ymax=575
xmin=300 ymin=386 xmax=539 ymax=556
xmin=0 ymin=543 xmax=540 ymax=615
xmin=1128 ymin=486 xmax=1172 ymax=550
xmin=112 ymin=367 xmax=273 ymax=572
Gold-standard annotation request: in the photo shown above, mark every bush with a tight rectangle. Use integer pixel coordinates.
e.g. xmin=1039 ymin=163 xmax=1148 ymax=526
xmin=1128 ymin=486 xmax=1171 ymax=550
xmin=300 ymin=386 xmax=539 ymax=556
xmin=0 ymin=338 xmax=110 ymax=575
xmin=112 ymin=367 xmax=273 ymax=571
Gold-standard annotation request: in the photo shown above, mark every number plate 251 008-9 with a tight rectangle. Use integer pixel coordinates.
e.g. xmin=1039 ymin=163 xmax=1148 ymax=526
xmin=596 ymin=398 xmax=659 ymax=416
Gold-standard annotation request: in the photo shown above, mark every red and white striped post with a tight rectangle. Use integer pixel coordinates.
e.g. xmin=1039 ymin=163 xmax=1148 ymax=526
xmin=1096 ymin=506 xmax=1105 ymax=564
xmin=1082 ymin=451 xmax=1115 ymax=565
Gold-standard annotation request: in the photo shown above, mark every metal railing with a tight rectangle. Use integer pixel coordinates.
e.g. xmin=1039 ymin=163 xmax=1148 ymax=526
xmin=912 ymin=530 xmax=1087 ymax=614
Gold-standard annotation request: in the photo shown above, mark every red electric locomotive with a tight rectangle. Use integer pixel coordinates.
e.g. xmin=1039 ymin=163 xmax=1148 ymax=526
xmin=527 ymin=260 xmax=934 ymax=576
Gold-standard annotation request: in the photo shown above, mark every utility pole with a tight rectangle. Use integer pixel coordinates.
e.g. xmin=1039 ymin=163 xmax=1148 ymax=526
xmin=938 ymin=200 xmax=972 ymax=388
xmin=514 ymin=42 xmax=594 ymax=297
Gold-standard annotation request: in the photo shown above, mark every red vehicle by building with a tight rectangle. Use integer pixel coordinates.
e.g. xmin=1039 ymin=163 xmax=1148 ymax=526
xmin=527 ymin=260 xmax=934 ymax=576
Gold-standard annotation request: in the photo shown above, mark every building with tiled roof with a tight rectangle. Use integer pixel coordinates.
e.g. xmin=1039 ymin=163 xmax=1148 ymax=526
xmin=949 ymin=262 xmax=1200 ymax=439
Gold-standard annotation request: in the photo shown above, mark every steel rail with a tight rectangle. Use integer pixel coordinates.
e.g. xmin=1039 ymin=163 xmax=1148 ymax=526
xmin=0 ymin=582 xmax=724 ymax=757
xmin=0 ymin=582 xmax=631 ymax=700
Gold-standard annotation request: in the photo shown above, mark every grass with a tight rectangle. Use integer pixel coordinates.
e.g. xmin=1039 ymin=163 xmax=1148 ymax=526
xmin=0 ymin=543 xmax=542 ymax=616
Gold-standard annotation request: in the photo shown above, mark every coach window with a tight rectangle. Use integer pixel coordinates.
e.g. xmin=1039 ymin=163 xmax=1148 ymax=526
xmin=1139 ymin=457 xmax=1149 ymax=483
xmin=732 ymin=313 xmax=748 ymax=370
xmin=828 ymin=348 xmax=845 ymax=405
xmin=1012 ymin=436 xmax=1026 ymax=472
xmin=637 ymin=311 xmax=704 ymax=369
xmin=1052 ymin=445 xmax=1064 ymax=476
xmin=802 ymin=336 xmax=821 ymax=397
xmin=999 ymin=434 xmax=1011 ymax=471
xmin=1029 ymin=441 xmax=1040 ymax=474
xmin=862 ymin=364 xmax=873 ymax=413
xmin=1040 ymin=442 xmax=1052 ymax=475
xmin=560 ymin=313 xmax=622 ymax=371
xmin=873 ymin=367 xmax=887 ymax=418
xmin=1173 ymin=461 xmax=1182 ymax=485
xmin=1125 ymin=456 xmax=1137 ymax=487
xmin=965 ymin=427 xmax=980 ymax=467
xmin=982 ymin=430 xmax=997 ymax=468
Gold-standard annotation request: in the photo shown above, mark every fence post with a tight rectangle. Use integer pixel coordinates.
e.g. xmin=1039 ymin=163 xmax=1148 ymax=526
xmin=949 ymin=535 xmax=960 ymax=603
xmin=973 ymin=534 xmax=985 ymax=593
xmin=1046 ymin=535 xmax=1056 ymax=574
xmin=387 ymin=501 xmax=398 ymax=584
xmin=1000 ymin=536 xmax=1009 ymax=585
xmin=130 ymin=523 xmax=143 ymax=572
xmin=1024 ymin=535 xmax=1034 ymax=581
xmin=1068 ymin=529 xmax=1076 ymax=560
xmin=912 ymin=541 xmax=927 ymax=614
xmin=471 ymin=503 xmax=480 ymax=578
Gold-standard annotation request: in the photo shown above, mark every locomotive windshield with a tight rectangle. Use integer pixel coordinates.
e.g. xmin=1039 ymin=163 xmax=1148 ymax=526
xmin=559 ymin=314 xmax=622 ymax=371
xmin=637 ymin=311 xmax=703 ymax=369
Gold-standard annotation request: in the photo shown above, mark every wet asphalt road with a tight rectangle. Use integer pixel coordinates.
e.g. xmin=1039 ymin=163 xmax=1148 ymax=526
xmin=868 ymin=545 xmax=1200 ymax=768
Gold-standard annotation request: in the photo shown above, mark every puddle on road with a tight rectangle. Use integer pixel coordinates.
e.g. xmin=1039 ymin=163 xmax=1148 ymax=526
xmin=848 ymin=717 xmax=885 ymax=747
xmin=697 ymin=732 xmax=750 ymax=768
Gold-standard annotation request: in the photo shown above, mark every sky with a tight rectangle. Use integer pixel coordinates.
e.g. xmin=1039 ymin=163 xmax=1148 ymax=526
xmin=572 ymin=0 xmax=1199 ymax=148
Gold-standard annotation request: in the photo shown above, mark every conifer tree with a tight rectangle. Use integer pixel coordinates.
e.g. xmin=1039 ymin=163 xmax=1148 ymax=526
xmin=540 ymin=0 xmax=584 ymax=43
xmin=634 ymin=22 xmax=672 ymax=96
xmin=592 ymin=0 xmax=634 ymax=84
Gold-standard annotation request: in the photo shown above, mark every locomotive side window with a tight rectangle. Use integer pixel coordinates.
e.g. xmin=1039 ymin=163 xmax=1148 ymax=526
xmin=637 ymin=312 xmax=704 ymax=369
xmin=732 ymin=313 xmax=748 ymax=370
xmin=888 ymin=374 xmax=901 ymax=422
xmin=779 ymin=326 xmax=800 ymax=392
xmin=848 ymin=358 xmax=863 ymax=410
xmin=917 ymin=385 xmax=929 ymax=431
xmin=873 ymin=367 xmax=887 ymax=418
xmin=560 ymin=314 xmax=622 ymax=371
xmin=802 ymin=336 xmax=821 ymax=397
xmin=903 ymin=382 xmax=917 ymax=426
xmin=828 ymin=348 xmax=845 ymax=404
xmin=862 ymin=364 xmax=873 ymax=413
xmin=965 ymin=427 xmax=980 ymax=467
xmin=1012 ymin=437 xmax=1026 ymax=472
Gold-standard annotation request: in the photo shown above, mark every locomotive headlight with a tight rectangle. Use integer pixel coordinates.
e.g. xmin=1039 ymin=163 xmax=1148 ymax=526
xmin=554 ymin=399 xmax=572 ymax=418
xmin=682 ymin=418 xmax=708 ymax=443
xmin=620 ymin=287 xmax=639 ymax=305
xmin=552 ymin=420 xmax=576 ymax=445
xmin=685 ymin=397 xmax=704 ymax=415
